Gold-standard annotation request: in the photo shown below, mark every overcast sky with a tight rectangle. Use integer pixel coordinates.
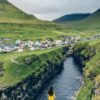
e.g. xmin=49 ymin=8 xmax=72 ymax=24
xmin=8 ymin=0 xmax=100 ymax=21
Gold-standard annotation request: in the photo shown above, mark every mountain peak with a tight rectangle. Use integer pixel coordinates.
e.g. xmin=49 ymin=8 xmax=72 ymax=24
xmin=0 ymin=0 xmax=36 ymax=20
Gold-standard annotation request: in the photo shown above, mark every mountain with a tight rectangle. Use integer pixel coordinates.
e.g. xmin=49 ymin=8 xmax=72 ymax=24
xmin=74 ymin=9 xmax=100 ymax=30
xmin=79 ymin=9 xmax=100 ymax=25
xmin=54 ymin=9 xmax=100 ymax=30
xmin=0 ymin=0 xmax=36 ymax=20
xmin=54 ymin=13 xmax=90 ymax=23
xmin=0 ymin=0 xmax=64 ymax=41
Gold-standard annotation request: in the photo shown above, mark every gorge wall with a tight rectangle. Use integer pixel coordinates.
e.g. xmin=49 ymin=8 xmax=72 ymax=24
xmin=73 ymin=41 xmax=100 ymax=100
xmin=0 ymin=46 xmax=69 ymax=100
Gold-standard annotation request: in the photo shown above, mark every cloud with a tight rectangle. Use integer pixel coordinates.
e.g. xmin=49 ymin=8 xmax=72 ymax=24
xmin=8 ymin=0 xmax=100 ymax=20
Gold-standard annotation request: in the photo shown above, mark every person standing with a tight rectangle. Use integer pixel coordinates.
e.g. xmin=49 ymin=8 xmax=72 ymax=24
xmin=48 ymin=87 xmax=56 ymax=100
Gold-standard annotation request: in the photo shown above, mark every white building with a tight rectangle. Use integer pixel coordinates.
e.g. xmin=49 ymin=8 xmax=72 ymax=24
xmin=15 ymin=39 xmax=21 ymax=45
xmin=30 ymin=47 xmax=36 ymax=51
xmin=18 ymin=48 xmax=23 ymax=52
xmin=55 ymin=40 xmax=62 ymax=45
xmin=0 ymin=48 xmax=3 ymax=52
xmin=34 ymin=41 xmax=42 ymax=47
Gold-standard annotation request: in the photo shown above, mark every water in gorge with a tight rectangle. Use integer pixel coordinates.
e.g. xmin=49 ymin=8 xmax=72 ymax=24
xmin=37 ymin=57 xmax=82 ymax=100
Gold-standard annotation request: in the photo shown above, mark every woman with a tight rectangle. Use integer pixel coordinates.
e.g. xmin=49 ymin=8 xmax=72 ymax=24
xmin=48 ymin=87 xmax=56 ymax=100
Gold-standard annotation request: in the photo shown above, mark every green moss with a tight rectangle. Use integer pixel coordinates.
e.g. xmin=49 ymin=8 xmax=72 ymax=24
xmin=0 ymin=46 xmax=68 ymax=88
xmin=74 ymin=40 xmax=100 ymax=100
xmin=77 ymin=78 xmax=94 ymax=100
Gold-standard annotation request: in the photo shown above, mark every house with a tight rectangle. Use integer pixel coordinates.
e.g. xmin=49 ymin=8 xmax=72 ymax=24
xmin=15 ymin=39 xmax=21 ymax=45
xmin=3 ymin=47 xmax=12 ymax=53
xmin=18 ymin=48 xmax=23 ymax=52
xmin=34 ymin=41 xmax=42 ymax=48
xmin=17 ymin=43 xmax=24 ymax=52
xmin=73 ymin=36 xmax=80 ymax=43
xmin=30 ymin=46 xmax=36 ymax=51
xmin=55 ymin=40 xmax=62 ymax=45
xmin=0 ymin=48 xmax=3 ymax=52
xmin=27 ymin=41 xmax=33 ymax=48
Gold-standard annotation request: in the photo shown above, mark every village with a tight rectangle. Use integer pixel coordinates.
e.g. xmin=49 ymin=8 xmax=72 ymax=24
xmin=0 ymin=34 xmax=100 ymax=54
xmin=0 ymin=36 xmax=81 ymax=53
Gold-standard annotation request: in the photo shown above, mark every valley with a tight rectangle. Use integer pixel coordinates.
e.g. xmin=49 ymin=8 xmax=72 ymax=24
xmin=0 ymin=0 xmax=100 ymax=100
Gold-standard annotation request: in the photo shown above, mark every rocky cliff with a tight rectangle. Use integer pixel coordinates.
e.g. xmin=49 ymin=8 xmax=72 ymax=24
xmin=0 ymin=46 xmax=68 ymax=100
xmin=73 ymin=41 xmax=100 ymax=100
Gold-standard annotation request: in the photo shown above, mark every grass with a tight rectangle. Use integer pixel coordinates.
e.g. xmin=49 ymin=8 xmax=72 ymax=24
xmin=77 ymin=79 xmax=94 ymax=100
xmin=0 ymin=2 xmax=100 ymax=99
xmin=0 ymin=46 xmax=67 ymax=88
xmin=74 ymin=39 xmax=100 ymax=100
xmin=0 ymin=2 xmax=36 ymax=20
xmin=0 ymin=2 xmax=68 ymax=41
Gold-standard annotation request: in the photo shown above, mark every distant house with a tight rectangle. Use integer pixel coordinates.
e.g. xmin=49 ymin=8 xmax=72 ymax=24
xmin=27 ymin=41 xmax=33 ymax=48
xmin=30 ymin=47 xmax=36 ymax=51
xmin=18 ymin=48 xmax=23 ymax=52
xmin=64 ymin=41 xmax=69 ymax=44
xmin=0 ymin=48 xmax=3 ymax=52
xmin=15 ymin=39 xmax=21 ymax=45
xmin=3 ymin=47 xmax=12 ymax=53
xmin=17 ymin=43 xmax=24 ymax=52
xmin=55 ymin=40 xmax=62 ymax=45
xmin=34 ymin=41 xmax=42 ymax=48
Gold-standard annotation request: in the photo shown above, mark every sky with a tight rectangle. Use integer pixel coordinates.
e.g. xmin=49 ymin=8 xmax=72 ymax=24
xmin=8 ymin=0 xmax=100 ymax=21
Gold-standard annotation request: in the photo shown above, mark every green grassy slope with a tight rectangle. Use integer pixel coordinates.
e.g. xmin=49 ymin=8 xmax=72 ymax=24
xmin=0 ymin=1 xmax=68 ymax=88
xmin=73 ymin=39 xmax=100 ymax=100
xmin=0 ymin=1 xmax=67 ymax=41
xmin=0 ymin=46 xmax=67 ymax=88
xmin=54 ymin=13 xmax=90 ymax=23
xmin=0 ymin=0 xmax=36 ymax=20
xmin=76 ymin=9 xmax=100 ymax=30
xmin=57 ymin=9 xmax=100 ymax=38
xmin=54 ymin=9 xmax=100 ymax=32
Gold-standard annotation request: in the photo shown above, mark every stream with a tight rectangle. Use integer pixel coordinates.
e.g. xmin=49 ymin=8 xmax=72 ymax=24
xmin=37 ymin=57 xmax=82 ymax=100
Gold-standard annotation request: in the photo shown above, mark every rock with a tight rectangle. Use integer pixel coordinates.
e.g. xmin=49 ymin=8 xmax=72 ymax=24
xmin=24 ymin=57 xmax=33 ymax=65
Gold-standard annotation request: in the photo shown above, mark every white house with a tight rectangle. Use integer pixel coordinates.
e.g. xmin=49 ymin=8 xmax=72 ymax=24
xmin=0 ymin=48 xmax=3 ymax=52
xmin=27 ymin=41 xmax=33 ymax=48
xmin=55 ymin=40 xmax=62 ymax=45
xmin=18 ymin=48 xmax=23 ymax=52
xmin=30 ymin=47 xmax=36 ymax=51
xmin=15 ymin=39 xmax=21 ymax=45
xmin=34 ymin=41 xmax=42 ymax=48
xmin=4 ymin=47 xmax=12 ymax=53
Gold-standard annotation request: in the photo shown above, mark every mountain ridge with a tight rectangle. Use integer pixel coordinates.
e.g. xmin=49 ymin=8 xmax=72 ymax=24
xmin=54 ymin=8 xmax=100 ymax=30
xmin=54 ymin=13 xmax=90 ymax=23
xmin=0 ymin=0 xmax=37 ymax=20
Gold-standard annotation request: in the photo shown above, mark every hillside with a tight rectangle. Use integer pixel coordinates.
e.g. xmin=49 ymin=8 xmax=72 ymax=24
xmin=77 ymin=9 xmax=100 ymax=30
xmin=0 ymin=1 xmax=66 ymax=41
xmin=0 ymin=0 xmax=36 ymax=20
xmin=54 ymin=9 xmax=100 ymax=31
xmin=54 ymin=13 xmax=90 ymax=23
xmin=0 ymin=0 xmax=68 ymax=91
xmin=81 ymin=9 xmax=100 ymax=23
xmin=0 ymin=1 xmax=100 ymax=100
xmin=73 ymin=39 xmax=100 ymax=100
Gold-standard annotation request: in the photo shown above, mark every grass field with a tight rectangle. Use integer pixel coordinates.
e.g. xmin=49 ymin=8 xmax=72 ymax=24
xmin=73 ymin=39 xmax=100 ymax=100
xmin=0 ymin=46 xmax=67 ymax=88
